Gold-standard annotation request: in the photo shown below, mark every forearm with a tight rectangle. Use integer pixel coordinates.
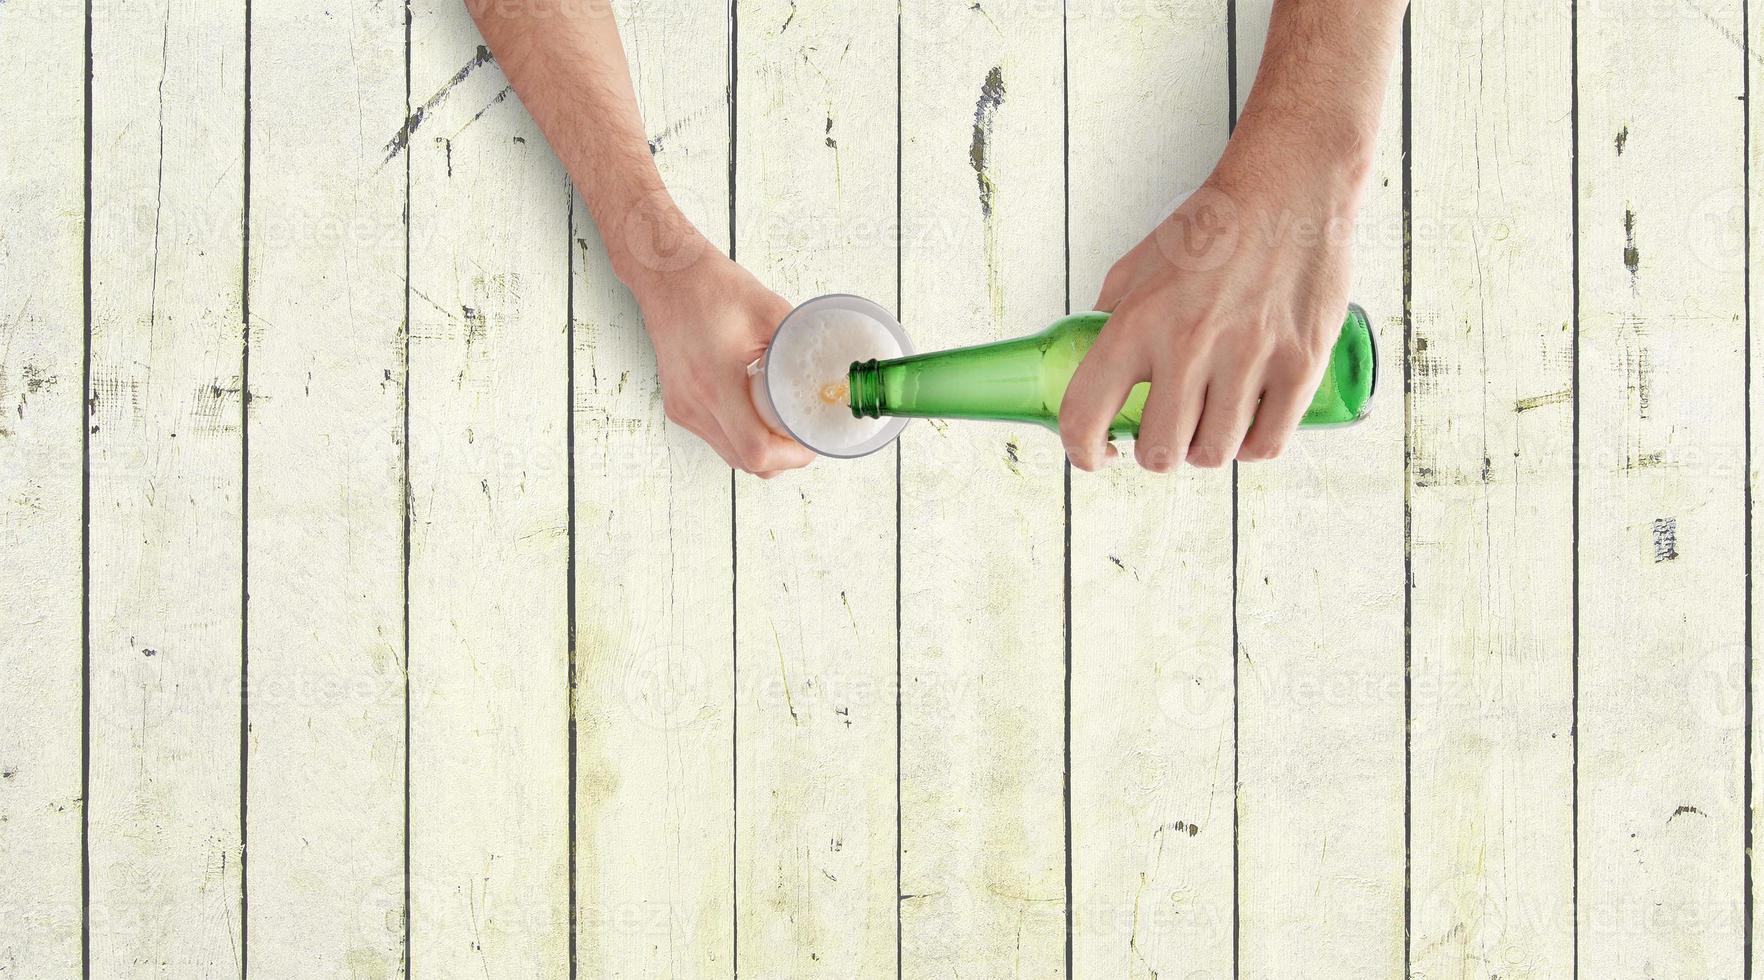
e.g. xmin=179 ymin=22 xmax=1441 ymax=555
xmin=466 ymin=0 xmax=701 ymax=289
xmin=1223 ymin=0 xmax=1408 ymax=208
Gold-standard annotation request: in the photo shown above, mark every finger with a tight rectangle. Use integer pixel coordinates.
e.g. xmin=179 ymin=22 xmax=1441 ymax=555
xmin=751 ymin=292 xmax=797 ymax=352
xmin=1186 ymin=375 xmax=1259 ymax=469
xmin=1237 ymin=372 xmax=1314 ymax=462
xmin=1094 ymin=269 xmax=1131 ymax=312
xmin=1058 ymin=334 xmax=1145 ymax=472
xmin=718 ymin=380 xmax=817 ymax=474
xmin=1132 ymin=365 xmax=1206 ymax=474
xmin=670 ymin=404 xmax=744 ymax=472
xmin=1094 ymin=237 xmax=1154 ymax=311
xmin=734 ymin=429 xmax=817 ymax=474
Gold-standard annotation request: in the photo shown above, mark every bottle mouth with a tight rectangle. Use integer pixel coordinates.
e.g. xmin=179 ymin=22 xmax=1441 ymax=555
xmin=848 ymin=359 xmax=883 ymax=419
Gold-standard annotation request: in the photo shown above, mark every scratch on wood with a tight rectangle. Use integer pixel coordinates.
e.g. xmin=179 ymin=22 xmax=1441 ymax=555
xmin=194 ymin=380 xmax=244 ymax=431
xmin=13 ymin=363 xmax=57 ymax=418
xmin=646 ymin=100 xmax=722 ymax=156
xmin=1627 ymin=344 xmax=1651 ymax=419
xmin=382 ymin=44 xmax=496 ymax=162
xmin=148 ymin=6 xmax=171 ymax=345
xmin=839 ymin=589 xmax=857 ymax=630
xmin=462 ymin=305 xmax=487 ymax=353
xmin=771 ymin=623 xmax=800 ymax=725
xmin=1626 ymin=450 xmax=1665 ymax=471
xmin=1622 ymin=207 xmax=1640 ymax=285
xmin=1514 ymin=389 xmax=1571 ymax=413
xmin=1651 ymin=517 xmax=1678 ymax=563
xmin=970 ymin=1 xmax=1003 ymax=33
xmin=970 ymin=66 xmax=1007 ymax=321
xmin=447 ymin=84 xmax=514 ymax=142
xmin=969 ymin=66 xmax=1006 ymax=219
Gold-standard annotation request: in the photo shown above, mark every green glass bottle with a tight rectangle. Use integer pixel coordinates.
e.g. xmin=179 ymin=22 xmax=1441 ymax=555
xmin=848 ymin=305 xmax=1376 ymax=439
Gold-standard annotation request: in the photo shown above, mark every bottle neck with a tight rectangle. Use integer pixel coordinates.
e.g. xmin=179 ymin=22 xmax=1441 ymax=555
xmin=848 ymin=359 xmax=885 ymax=419
xmin=847 ymin=334 xmax=1060 ymax=425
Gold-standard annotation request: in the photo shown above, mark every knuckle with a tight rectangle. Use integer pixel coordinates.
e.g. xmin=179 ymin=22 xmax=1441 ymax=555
xmin=1136 ymin=443 xmax=1179 ymax=473
xmin=1086 ymin=333 xmax=1134 ymax=372
xmin=1302 ymin=321 xmax=1338 ymax=361
xmin=1273 ymin=347 xmax=1323 ymax=381
xmin=1235 ymin=318 xmax=1275 ymax=352
xmin=1238 ymin=438 xmax=1284 ymax=462
xmin=1177 ymin=319 xmax=1223 ymax=359
xmin=1187 ymin=443 xmax=1229 ymax=469
xmin=737 ymin=449 xmax=771 ymax=474
xmin=736 ymin=435 xmax=791 ymax=475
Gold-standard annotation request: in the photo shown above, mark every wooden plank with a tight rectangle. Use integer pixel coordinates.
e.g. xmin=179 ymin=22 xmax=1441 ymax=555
xmin=570 ymin=0 xmax=735 ymax=973
xmin=1754 ymin=1 xmax=1764 ymax=974
xmin=245 ymin=0 xmax=408 ymax=975
xmin=732 ymin=1 xmax=898 ymax=974
xmin=1231 ymin=3 xmax=1407 ymax=977
xmin=896 ymin=2 xmax=1066 ymax=974
xmin=85 ymin=0 xmax=246 ymax=973
xmin=1578 ymin=2 xmax=1748 ymax=975
xmin=1407 ymin=2 xmax=1576 ymax=975
xmin=1065 ymin=2 xmax=1236 ymax=975
xmin=406 ymin=5 xmax=571 ymax=975
xmin=0 ymin=0 xmax=85 ymax=971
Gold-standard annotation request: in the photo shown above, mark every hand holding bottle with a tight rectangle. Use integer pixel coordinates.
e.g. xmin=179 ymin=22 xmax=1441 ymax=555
xmin=1059 ymin=156 xmax=1363 ymax=473
xmin=1057 ymin=0 xmax=1403 ymax=473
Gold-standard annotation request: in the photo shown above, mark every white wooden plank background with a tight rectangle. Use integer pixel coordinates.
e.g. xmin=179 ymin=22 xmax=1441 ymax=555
xmin=1408 ymin=2 xmax=1576 ymax=977
xmin=570 ymin=0 xmax=736 ymax=974
xmin=1578 ymin=1 xmax=1749 ymax=976
xmin=1067 ymin=2 xmax=1235 ymax=977
xmin=246 ymin=0 xmax=409 ymax=975
xmin=898 ymin=2 xmax=1066 ymax=975
xmin=4 ymin=1 xmax=1762 ymax=978
xmin=0 ymin=0 xmax=84 ymax=974
xmin=406 ymin=2 xmax=572 ymax=975
xmin=1754 ymin=1 xmax=1764 ymax=974
xmin=1233 ymin=1 xmax=1408 ymax=976
xmin=86 ymin=0 xmax=246 ymax=973
xmin=733 ymin=3 xmax=900 ymax=975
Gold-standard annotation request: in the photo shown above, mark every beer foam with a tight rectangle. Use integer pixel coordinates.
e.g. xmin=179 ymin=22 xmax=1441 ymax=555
xmin=760 ymin=305 xmax=902 ymax=454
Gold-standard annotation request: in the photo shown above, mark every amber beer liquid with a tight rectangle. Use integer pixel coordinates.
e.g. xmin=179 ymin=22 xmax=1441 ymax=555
xmin=847 ymin=305 xmax=1376 ymax=439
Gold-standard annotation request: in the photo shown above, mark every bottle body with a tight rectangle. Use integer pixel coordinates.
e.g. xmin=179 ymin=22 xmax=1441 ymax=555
xmin=849 ymin=305 xmax=1376 ymax=440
